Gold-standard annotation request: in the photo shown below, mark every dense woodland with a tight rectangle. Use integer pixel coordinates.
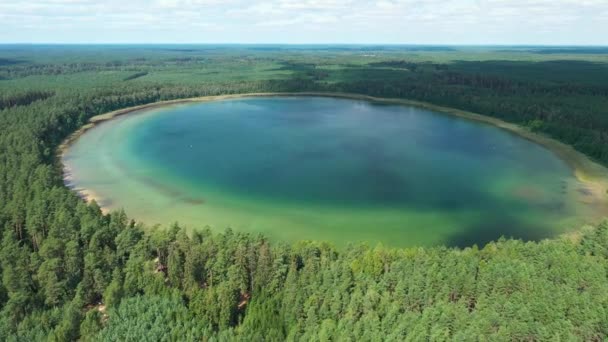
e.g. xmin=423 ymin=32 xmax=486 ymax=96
xmin=0 ymin=45 xmax=608 ymax=340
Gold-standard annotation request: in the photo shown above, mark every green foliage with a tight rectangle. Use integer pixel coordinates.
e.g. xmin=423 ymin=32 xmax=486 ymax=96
xmin=102 ymin=269 xmax=123 ymax=309
xmin=95 ymin=294 xmax=209 ymax=341
xmin=526 ymin=119 xmax=544 ymax=132
xmin=0 ymin=45 xmax=608 ymax=340
xmin=79 ymin=310 xmax=103 ymax=341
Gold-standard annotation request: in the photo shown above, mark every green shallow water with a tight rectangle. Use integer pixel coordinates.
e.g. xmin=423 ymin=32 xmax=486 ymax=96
xmin=64 ymin=96 xmax=602 ymax=247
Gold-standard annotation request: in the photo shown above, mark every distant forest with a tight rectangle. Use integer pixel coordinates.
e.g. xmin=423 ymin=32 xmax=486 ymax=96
xmin=0 ymin=46 xmax=607 ymax=340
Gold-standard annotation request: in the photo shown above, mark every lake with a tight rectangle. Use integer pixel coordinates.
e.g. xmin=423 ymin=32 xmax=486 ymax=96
xmin=63 ymin=96 xmax=602 ymax=247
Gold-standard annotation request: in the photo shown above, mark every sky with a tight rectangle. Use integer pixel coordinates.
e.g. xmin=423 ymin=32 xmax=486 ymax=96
xmin=1 ymin=0 xmax=607 ymax=45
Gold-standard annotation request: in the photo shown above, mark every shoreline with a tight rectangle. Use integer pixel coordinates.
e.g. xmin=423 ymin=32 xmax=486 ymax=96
xmin=62 ymin=163 xmax=111 ymax=214
xmin=57 ymin=91 xmax=608 ymax=216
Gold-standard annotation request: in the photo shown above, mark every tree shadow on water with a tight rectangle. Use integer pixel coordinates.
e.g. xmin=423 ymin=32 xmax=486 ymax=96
xmin=445 ymin=216 xmax=555 ymax=249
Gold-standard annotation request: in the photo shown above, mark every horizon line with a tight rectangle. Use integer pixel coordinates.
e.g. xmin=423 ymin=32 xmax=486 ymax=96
xmin=1 ymin=43 xmax=608 ymax=47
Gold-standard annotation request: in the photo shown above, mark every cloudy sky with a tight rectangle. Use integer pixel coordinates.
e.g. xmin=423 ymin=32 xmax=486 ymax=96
xmin=1 ymin=0 xmax=607 ymax=44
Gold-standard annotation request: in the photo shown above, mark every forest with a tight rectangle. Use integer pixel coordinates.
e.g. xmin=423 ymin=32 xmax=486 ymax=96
xmin=0 ymin=45 xmax=608 ymax=340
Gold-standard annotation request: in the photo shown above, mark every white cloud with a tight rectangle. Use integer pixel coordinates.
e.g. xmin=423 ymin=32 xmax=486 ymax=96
xmin=0 ymin=0 xmax=606 ymax=44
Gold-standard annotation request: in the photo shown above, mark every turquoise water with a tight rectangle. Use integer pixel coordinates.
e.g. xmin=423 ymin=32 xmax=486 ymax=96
xmin=64 ymin=97 xmax=599 ymax=247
